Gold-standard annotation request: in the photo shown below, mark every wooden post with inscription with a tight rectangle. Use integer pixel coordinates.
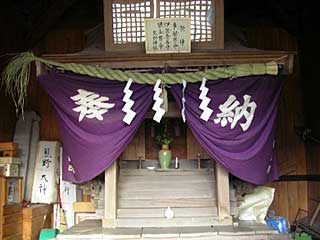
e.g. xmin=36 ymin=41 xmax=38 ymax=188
xmin=103 ymin=161 xmax=118 ymax=228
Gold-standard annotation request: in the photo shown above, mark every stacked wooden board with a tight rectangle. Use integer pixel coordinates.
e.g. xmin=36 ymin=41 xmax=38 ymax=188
xmin=22 ymin=204 xmax=53 ymax=240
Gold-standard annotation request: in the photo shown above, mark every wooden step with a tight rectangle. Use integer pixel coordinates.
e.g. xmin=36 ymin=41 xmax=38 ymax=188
xmin=118 ymin=198 xmax=217 ymax=208
xmin=118 ymin=181 xmax=215 ymax=191
xmin=120 ymin=169 xmax=214 ymax=176
xmin=117 ymin=207 xmax=218 ymax=218
xmin=115 ymin=216 xmax=232 ymax=228
xmin=118 ymin=189 xmax=215 ymax=199
xmin=119 ymin=175 xmax=215 ymax=184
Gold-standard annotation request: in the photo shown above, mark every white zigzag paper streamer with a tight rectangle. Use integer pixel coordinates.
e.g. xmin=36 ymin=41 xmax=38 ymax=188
xmin=199 ymin=78 xmax=213 ymax=121
xmin=181 ymin=80 xmax=187 ymax=122
xmin=122 ymin=78 xmax=136 ymax=125
xmin=152 ymin=79 xmax=166 ymax=123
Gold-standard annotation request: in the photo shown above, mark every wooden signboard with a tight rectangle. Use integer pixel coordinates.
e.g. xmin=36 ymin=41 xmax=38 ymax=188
xmin=31 ymin=141 xmax=60 ymax=204
xmin=145 ymin=18 xmax=191 ymax=54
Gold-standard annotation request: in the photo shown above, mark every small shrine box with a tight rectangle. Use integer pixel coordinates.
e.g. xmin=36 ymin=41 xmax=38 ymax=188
xmin=104 ymin=0 xmax=224 ymax=52
xmin=0 ymin=176 xmax=23 ymax=240
xmin=0 ymin=142 xmax=21 ymax=177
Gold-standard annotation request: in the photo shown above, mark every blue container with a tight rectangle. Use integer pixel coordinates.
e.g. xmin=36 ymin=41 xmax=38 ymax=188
xmin=266 ymin=218 xmax=289 ymax=234
xmin=39 ymin=229 xmax=60 ymax=240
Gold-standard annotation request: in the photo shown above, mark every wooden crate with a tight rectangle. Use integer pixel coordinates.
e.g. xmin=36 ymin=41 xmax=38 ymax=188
xmin=104 ymin=0 xmax=224 ymax=52
xmin=1 ymin=204 xmax=23 ymax=240
xmin=0 ymin=142 xmax=17 ymax=157
xmin=1 ymin=176 xmax=23 ymax=240
xmin=22 ymin=204 xmax=53 ymax=240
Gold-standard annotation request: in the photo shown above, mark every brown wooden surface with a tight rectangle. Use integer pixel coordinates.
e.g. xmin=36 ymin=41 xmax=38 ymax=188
xmin=0 ymin=143 xmax=17 ymax=151
xmin=22 ymin=204 xmax=53 ymax=240
xmin=187 ymin=127 xmax=210 ymax=160
xmin=215 ymin=163 xmax=230 ymax=218
xmin=120 ymin=123 xmax=146 ymax=160
xmin=1 ymin=203 xmax=22 ymax=240
xmin=246 ymin=27 xmax=308 ymax=223
xmin=306 ymin=144 xmax=320 ymax=216
xmin=103 ymin=161 xmax=118 ymax=228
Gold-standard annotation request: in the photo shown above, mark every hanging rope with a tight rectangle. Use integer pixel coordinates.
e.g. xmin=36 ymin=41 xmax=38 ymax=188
xmin=1 ymin=51 xmax=278 ymax=114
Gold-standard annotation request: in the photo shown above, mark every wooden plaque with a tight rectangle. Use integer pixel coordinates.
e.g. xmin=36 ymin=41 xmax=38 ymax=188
xmin=145 ymin=18 xmax=191 ymax=54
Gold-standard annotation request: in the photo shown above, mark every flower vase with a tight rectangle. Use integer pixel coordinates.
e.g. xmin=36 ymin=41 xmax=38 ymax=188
xmin=159 ymin=144 xmax=171 ymax=169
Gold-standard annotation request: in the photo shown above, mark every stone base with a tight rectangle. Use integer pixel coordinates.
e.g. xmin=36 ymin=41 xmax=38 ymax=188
xmin=57 ymin=220 xmax=292 ymax=240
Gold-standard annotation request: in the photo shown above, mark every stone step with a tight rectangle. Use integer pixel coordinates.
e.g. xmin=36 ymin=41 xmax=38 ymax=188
xmin=115 ymin=216 xmax=233 ymax=228
xmin=117 ymin=207 xmax=218 ymax=218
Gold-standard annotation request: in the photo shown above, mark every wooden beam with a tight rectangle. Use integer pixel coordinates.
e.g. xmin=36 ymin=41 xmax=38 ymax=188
xmin=42 ymin=50 xmax=295 ymax=74
xmin=215 ymin=162 xmax=230 ymax=218
xmin=103 ymin=161 xmax=118 ymax=228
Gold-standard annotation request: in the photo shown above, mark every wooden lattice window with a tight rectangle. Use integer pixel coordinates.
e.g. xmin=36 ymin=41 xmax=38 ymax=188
xmin=112 ymin=0 xmax=153 ymax=44
xmin=104 ymin=0 xmax=224 ymax=52
xmin=157 ymin=0 xmax=213 ymax=42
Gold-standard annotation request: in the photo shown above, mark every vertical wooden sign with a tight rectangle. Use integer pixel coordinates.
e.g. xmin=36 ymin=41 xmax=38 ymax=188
xmin=31 ymin=141 xmax=60 ymax=204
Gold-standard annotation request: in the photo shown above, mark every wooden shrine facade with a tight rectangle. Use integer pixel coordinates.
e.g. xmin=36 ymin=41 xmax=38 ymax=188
xmin=36 ymin=48 xmax=294 ymax=228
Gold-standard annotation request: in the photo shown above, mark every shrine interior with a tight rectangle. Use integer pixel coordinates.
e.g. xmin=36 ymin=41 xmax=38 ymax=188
xmin=0 ymin=0 xmax=320 ymax=239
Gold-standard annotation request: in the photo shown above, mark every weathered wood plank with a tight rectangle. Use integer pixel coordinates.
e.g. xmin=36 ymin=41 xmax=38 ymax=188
xmin=120 ymin=124 xmax=145 ymax=161
xmin=118 ymin=198 xmax=217 ymax=208
xmin=119 ymin=175 xmax=215 ymax=183
xmin=116 ymin=216 xmax=232 ymax=228
xmin=118 ymin=189 xmax=215 ymax=199
xmin=117 ymin=207 xmax=218 ymax=218
xmin=120 ymin=169 xmax=214 ymax=176
xmin=118 ymin=181 xmax=215 ymax=191
xmin=216 ymin=163 xmax=230 ymax=218
xmin=103 ymin=161 xmax=117 ymax=228
xmin=0 ymin=142 xmax=16 ymax=151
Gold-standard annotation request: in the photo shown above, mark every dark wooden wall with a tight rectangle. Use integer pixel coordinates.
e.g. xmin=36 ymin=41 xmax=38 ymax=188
xmin=0 ymin=57 xmax=17 ymax=142
xmin=246 ymin=27 xmax=308 ymax=223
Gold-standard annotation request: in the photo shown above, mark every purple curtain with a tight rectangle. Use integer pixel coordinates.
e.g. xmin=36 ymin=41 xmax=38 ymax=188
xmin=38 ymin=72 xmax=153 ymax=183
xmin=170 ymin=75 xmax=282 ymax=184
xmin=38 ymin=72 xmax=282 ymax=184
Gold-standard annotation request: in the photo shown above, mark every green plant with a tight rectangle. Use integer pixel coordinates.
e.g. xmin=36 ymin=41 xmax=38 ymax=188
xmin=155 ymin=119 xmax=173 ymax=146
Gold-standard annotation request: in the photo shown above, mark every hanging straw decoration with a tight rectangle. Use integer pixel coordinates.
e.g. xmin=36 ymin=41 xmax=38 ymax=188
xmin=1 ymin=51 xmax=278 ymax=115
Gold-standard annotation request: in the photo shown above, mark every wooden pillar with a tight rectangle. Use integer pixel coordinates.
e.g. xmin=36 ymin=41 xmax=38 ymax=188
xmin=103 ymin=161 xmax=118 ymax=228
xmin=215 ymin=162 xmax=230 ymax=219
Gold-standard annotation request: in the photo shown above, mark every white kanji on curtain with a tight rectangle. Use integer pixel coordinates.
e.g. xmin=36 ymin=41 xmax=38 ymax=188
xmin=214 ymin=94 xmax=257 ymax=131
xmin=71 ymin=89 xmax=115 ymax=122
